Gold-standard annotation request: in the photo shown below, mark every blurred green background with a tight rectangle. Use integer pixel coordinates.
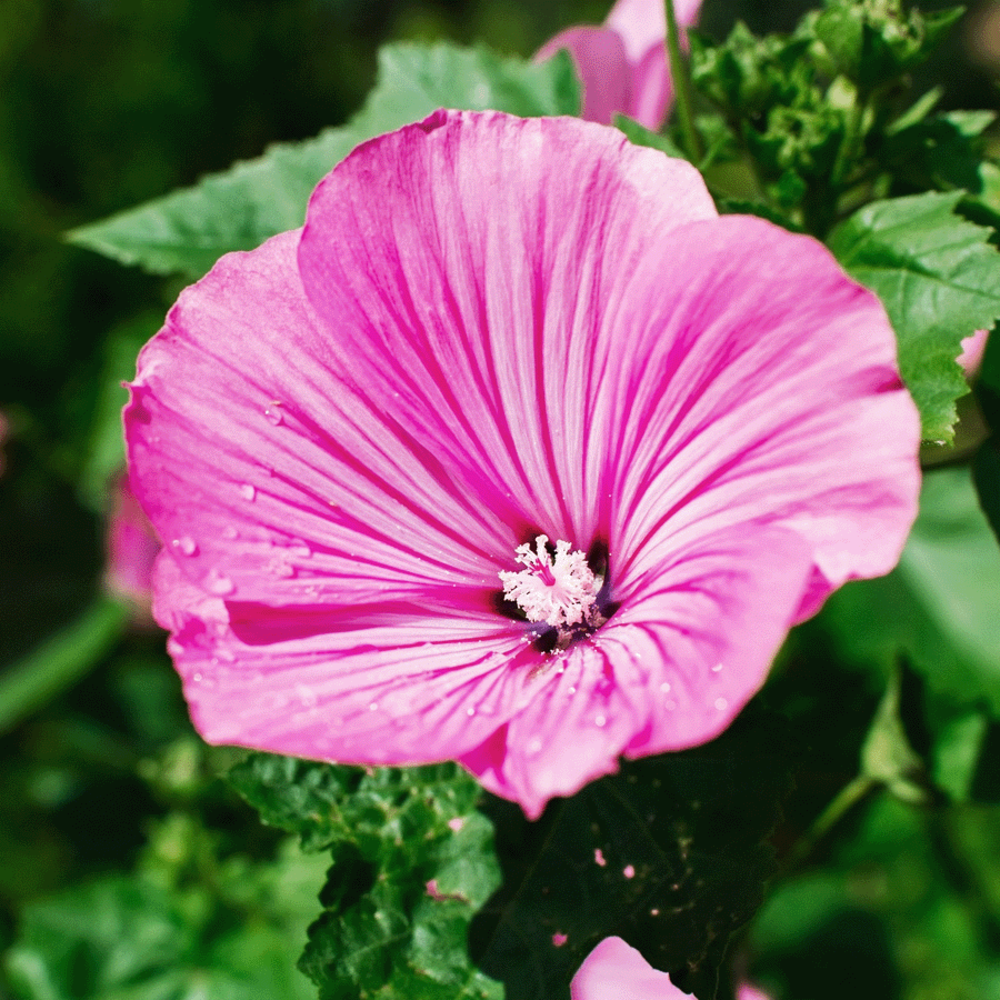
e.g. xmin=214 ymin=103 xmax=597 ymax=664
xmin=1 ymin=2 xmax=998 ymax=998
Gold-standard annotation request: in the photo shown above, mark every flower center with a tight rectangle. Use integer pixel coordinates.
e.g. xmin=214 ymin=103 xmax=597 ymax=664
xmin=499 ymin=535 xmax=601 ymax=629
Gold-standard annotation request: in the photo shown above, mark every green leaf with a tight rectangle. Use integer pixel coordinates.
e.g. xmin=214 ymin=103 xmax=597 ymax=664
xmin=67 ymin=43 xmax=580 ymax=279
xmin=828 ymin=191 xmax=1000 ymax=442
xmin=0 ymin=597 xmax=128 ymax=736
xmin=613 ymin=114 xmax=686 ymax=161
xmin=229 ymin=756 xmax=503 ymax=999
xmin=472 ymin=709 xmax=794 ymax=1000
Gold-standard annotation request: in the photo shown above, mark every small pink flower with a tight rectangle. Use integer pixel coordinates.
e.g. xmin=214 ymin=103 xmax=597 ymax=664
xmin=126 ymin=110 xmax=919 ymax=819
xmin=105 ymin=470 xmax=161 ymax=613
xmin=536 ymin=0 xmax=703 ymax=130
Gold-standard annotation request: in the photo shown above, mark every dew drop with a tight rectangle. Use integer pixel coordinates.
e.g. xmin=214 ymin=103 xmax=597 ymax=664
xmin=527 ymin=736 xmax=543 ymax=756
xmin=368 ymin=702 xmax=379 ymax=712
xmin=659 ymin=681 xmax=672 ymax=693
xmin=594 ymin=714 xmax=607 ymax=728
xmin=714 ymin=696 xmax=729 ymax=711
xmin=204 ymin=568 xmax=235 ymax=595
xmin=172 ymin=536 xmax=197 ymax=556
xmin=192 ymin=672 xmax=203 ymax=683
xmin=263 ymin=402 xmax=284 ymax=426
xmin=711 ymin=662 xmax=723 ymax=673
xmin=466 ymin=707 xmax=476 ymax=717
xmin=239 ymin=483 xmax=256 ymax=502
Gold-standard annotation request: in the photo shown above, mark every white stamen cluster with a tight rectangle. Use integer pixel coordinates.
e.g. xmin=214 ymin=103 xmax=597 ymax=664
xmin=499 ymin=535 xmax=600 ymax=629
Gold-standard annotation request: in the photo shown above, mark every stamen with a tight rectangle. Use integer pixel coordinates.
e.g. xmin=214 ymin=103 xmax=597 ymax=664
xmin=499 ymin=535 xmax=601 ymax=629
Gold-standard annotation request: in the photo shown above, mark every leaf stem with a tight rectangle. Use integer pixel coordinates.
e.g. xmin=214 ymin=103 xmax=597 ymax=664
xmin=0 ymin=596 xmax=128 ymax=735
xmin=783 ymin=774 xmax=880 ymax=872
xmin=664 ymin=0 xmax=703 ymax=164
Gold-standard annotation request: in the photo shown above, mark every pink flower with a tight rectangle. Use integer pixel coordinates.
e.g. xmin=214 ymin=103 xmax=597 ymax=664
xmin=571 ymin=937 xmax=687 ymax=999
xmin=571 ymin=937 xmax=774 ymax=999
xmin=125 ymin=110 xmax=920 ymax=819
xmin=105 ymin=470 xmax=161 ymax=614
xmin=536 ymin=0 xmax=703 ymax=130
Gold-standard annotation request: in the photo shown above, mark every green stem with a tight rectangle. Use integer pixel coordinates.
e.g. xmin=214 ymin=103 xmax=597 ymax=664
xmin=0 ymin=596 xmax=128 ymax=735
xmin=664 ymin=0 xmax=703 ymax=164
xmin=783 ymin=775 xmax=880 ymax=873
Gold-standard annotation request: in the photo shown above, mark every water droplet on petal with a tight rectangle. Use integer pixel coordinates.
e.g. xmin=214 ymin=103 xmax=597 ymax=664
xmin=466 ymin=707 xmax=476 ymax=717
xmin=711 ymin=662 xmax=723 ymax=673
xmin=204 ymin=568 xmax=235 ymax=595
xmin=714 ymin=697 xmax=729 ymax=711
xmin=659 ymin=681 xmax=671 ymax=693
xmin=239 ymin=483 xmax=256 ymax=501
xmin=594 ymin=714 xmax=607 ymax=728
xmin=192 ymin=671 xmax=203 ymax=683
xmin=172 ymin=536 xmax=197 ymax=556
xmin=263 ymin=402 xmax=283 ymax=426
xmin=368 ymin=702 xmax=379 ymax=712
xmin=527 ymin=736 xmax=543 ymax=756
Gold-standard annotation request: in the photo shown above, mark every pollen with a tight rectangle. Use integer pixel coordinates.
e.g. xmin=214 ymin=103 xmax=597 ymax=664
xmin=499 ymin=535 xmax=601 ymax=628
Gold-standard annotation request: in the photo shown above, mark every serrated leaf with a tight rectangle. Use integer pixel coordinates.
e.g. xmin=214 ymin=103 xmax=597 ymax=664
xmin=828 ymin=191 xmax=1000 ymax=442
xmin=230 ymin=756 xmax=503 ymax=1000
xmin=471 ymin=709 xmax=794 ymax=1000
xmin=67 ymin=43 xmax=580 ymax=278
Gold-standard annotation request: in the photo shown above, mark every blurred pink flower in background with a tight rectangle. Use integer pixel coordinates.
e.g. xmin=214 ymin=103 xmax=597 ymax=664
xmin=126 ymin=110 xmax=919 ymax=819
xmin=536 ymin=0 xmax=703 ymax=129
xmin=571 ymin=937 xmax=773 ymax=999
xmin=957 ymin=329 xmax=989 ymax=379
xmin=105 ymin=470 xmax=161 ymax=616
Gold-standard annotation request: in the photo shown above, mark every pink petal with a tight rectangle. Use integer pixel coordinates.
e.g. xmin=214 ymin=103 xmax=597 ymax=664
xmin=571 ymin=937 xmax=688 ymax=1000
xmin=536 ymin=27 xmax=632 ymax=126
xmin=737 ymin=985 xmax=773 ymax=1000
xmin=466 ymin=523 xmax=812 ymax=816
xmin=597 ymin=215 xmax=921 ymax=621
xmin=152 ymin=554 xmax=538 ymax=763
xmin=298 ymin=111 xmax=716 ymax=555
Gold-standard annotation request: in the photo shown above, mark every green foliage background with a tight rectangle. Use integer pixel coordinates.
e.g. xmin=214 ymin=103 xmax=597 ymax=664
xmin=1 ymin=2 xmax=999 ymax=999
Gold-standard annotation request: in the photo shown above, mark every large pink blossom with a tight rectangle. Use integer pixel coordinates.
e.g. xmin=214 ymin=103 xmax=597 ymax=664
xmin=536 ymin=0 xmax=703 ymax=130
xmin=570 ymin=937 xmax=773 ymax=999
xmin=125 ymin=110 xmax=920 ymax=819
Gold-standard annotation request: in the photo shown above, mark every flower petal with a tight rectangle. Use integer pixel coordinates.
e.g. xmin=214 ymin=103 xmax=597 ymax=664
xmin=536 ymin=27 xmax=632 ymax=126
xmin=598 ymin=215 xmax=921 ymax=621
xmin=126 ymin=228 xmax=513 ymax=614
xmin=152 ymin=553 xmax=542 ymax=763
xmin=465 ymin=522 xmax=812 ymax=816
xmin=297 ymin=110 xmax=716 ymax=554
xmin=571 ymin=937 xmax=687 ymax=1000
